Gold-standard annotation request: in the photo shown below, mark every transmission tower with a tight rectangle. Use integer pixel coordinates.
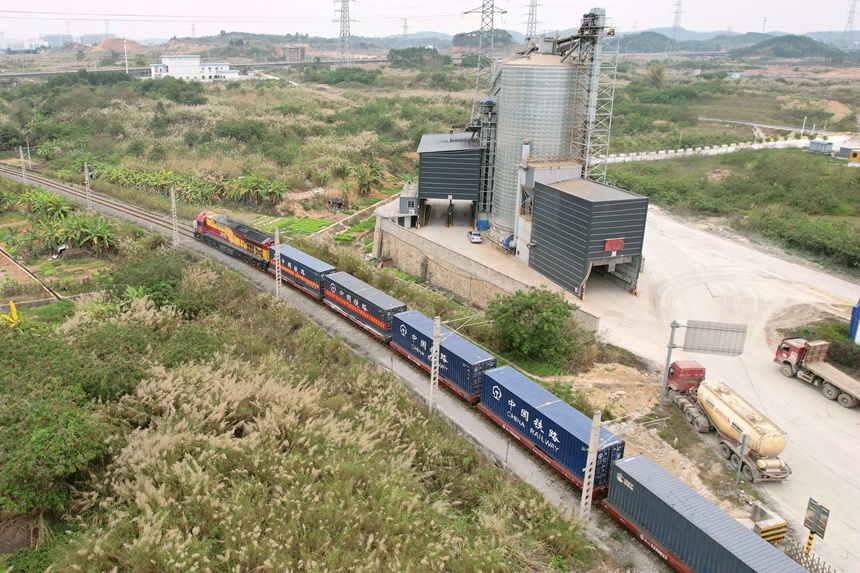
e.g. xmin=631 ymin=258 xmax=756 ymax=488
xmin=668 ymin=0 xmax=682 ymax=55
xmin=335 ymin=0 xmax=353 ymax=66
xmin=761 ymin=17 xmax=767 ymax=34
xmin=104 ymin=20 xmax=110 ymax=35
xmin=466 ymin=0 xmax=505 ymax=121
xmin=402 ymin=18 xmax=409 ymax=42
xmin=526 ymin=0 xmax=538 ymax=39
xmin=845 ymin=0 xmax=857 ymax=46
xmin=191 ymin=23 xmax=196 ymax=38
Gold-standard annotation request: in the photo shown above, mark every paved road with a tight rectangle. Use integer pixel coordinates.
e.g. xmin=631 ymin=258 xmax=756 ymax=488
xmin=582 ymin=208 xmax=860 ymax=572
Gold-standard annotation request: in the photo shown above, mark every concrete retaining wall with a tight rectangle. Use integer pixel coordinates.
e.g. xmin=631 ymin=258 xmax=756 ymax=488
xmin=374 ymin=217 xmax=600 ymax=331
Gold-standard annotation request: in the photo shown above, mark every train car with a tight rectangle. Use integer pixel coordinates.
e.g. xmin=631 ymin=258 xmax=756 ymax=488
xmin=194 ymin=211 xmax=273 ymax=270
xmin=390 ymin=310 xmax=497 ymax=403
xmin=478 ymin=365 xmax=625 ymax=492
xmin=269 ymin=244 xmax=336 ymax=300
xmin=322 ymin=272 xmax=407 ymax=342
xmin=603 ymin=455 xmax=807 ymax=573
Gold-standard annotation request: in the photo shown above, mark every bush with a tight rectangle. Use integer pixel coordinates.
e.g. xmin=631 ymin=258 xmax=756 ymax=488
xmin=487 ymin=286 xmax=577 ymax=366
xmin=0 ymin=367 xmax=109 ymax=513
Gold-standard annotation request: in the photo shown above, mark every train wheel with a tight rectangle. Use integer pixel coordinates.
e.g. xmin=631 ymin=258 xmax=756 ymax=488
xmin=719 ymin=443 xmax=732 ymax=459
xmin=780 ymin=363 xmax=794 ymax=377
xmin=837 ymin=393 xmax=857 ymax=408
xmin=822 ymin=384 xmax=839 ymax=400
xmin=741 ymin=463 xmax=755 ymax=483
xmin=729 ymin=453 xmax=741 ymax=470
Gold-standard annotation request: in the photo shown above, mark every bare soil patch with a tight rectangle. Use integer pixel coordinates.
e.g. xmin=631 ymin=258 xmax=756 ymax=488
xmin=0 ymin=513 xmax=32 ymax=555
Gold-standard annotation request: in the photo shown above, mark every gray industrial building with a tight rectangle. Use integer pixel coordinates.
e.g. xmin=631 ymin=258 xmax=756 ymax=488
xmin=384 ymin=7 xmax=645 ymax=298
xmin=416 ymin=133 xmax=482 ymax=202
xmin=527 ymin=179 xmax=647 ymax=298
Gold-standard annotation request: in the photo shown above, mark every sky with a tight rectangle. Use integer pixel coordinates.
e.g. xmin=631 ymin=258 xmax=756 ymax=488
xmin=0 ymin=1 xmax=854 ymax=42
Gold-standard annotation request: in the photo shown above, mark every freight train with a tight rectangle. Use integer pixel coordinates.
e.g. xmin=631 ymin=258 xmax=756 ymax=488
xmin=194 ymin=211 xmax=807 ymax=573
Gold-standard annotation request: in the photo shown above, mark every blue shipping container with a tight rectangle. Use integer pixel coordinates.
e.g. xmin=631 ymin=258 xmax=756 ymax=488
xmin=269 ymin=244 xmax=336 ymax=299
xmin=323 ymin=272 xmax=407 ymax=341
xmin=606 ymin=456 xmax=808 ymax=573
xmin=479 ymin=366 xmax=624 ymax=488
xmin=391 ymin=310 xmax=496 ymax=402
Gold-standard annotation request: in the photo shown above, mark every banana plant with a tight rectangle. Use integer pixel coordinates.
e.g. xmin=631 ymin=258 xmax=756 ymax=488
xmin=1 ymin=300 xmax=24 ymax=330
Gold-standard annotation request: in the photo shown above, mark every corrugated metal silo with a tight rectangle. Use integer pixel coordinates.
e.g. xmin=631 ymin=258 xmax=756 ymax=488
xmin=489 ymin=54 xmax=579 ymax=238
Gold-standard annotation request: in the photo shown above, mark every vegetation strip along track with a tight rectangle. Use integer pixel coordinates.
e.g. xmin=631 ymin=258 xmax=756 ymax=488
xmin=0 ymin=166 xmax=195 ymax=241
xmin=0 ymin=244 xmax=61 ymax=301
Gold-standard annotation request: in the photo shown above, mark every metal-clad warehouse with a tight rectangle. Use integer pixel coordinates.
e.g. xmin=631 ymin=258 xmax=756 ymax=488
xmin=529 ymin=178 xmax=647 ymax=299
xmin=417 ymin=133 xmax=482 ymax=202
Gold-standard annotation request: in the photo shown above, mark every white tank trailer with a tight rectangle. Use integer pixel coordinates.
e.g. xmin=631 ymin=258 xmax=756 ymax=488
xmin=674 ymin=380 xmax=791 ymax=482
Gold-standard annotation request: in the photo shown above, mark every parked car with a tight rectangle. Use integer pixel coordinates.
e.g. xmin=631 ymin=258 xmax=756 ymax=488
xmin=467 ymin=230 xmax=483 ymax=243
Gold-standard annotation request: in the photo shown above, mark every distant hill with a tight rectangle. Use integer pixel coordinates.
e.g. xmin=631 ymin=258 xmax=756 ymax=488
xmin=730 ymin=34 xmax=848 ymax=61
xmin=643 ymin=27 xmax=737 ymax=42
xmin=804 ymin=30 xmax=859 ymax=47
xmin=618 ymin=31 xmax=671 ymax=53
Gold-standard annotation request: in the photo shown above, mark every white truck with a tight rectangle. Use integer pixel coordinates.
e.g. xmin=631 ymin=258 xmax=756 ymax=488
xmin=673 ymin=380 xmax=791 ymax=483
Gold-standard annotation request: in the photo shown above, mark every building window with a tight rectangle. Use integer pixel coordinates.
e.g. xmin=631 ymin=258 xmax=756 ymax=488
xmin=407 ymin=200 xmax=416 ymax=209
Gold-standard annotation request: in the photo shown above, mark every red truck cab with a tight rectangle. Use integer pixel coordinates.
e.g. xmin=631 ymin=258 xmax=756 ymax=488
xmin=667 ymin=360 xmax=706 ymax=399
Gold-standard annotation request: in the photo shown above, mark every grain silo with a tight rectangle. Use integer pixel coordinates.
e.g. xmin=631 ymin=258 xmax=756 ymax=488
xmin=488 ymin=54 xmax=580 ymax=239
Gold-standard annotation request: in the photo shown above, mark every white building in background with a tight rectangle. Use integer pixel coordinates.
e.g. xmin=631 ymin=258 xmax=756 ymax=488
xmin=150 ymin=55 xmax=240 ymax=81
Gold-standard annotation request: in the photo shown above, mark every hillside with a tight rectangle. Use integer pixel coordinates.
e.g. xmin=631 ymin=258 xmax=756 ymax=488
xmin=730 ymin=34 xmax=848 ymax=61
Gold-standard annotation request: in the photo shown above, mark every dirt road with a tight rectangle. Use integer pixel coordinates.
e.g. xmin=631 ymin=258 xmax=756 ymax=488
xmin=582 ymin=207 xmax=860 ymax=572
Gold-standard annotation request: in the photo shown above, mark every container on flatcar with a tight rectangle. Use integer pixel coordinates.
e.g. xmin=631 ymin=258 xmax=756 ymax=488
xmin=269 ymin=244 xmax=336 ymax=300
xmin=391 ymin=310 xmax=496 ymax=403
xmin=322 ymin=272 xmax=407 ymax=341
xmin=478 ymin=365 xmax=624 ymax=491
xmin=603 ymin=455 xmax=807 ymax=573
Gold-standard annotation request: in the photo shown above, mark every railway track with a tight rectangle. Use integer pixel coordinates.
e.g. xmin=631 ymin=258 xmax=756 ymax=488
xmin=0 ymin=244 xmax=62 ymax=301
xmin=0 ymin=165 xmax=195 ymax=241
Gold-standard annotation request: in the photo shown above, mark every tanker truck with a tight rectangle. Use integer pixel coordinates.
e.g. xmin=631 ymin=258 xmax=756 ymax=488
xmin=672 ymin=380 xmax=791 ymax=483
xmin=774 ymin=338 xmax=860 ymax=408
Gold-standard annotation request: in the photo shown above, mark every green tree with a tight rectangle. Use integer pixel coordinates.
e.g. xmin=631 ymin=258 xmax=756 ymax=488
xmin=644 ymin=64 xmax=666 ymax=88
xmin=487 ymin=286 xmax=577 ymax=364
xmin=76 ymin=49 xmax=85 ymax=61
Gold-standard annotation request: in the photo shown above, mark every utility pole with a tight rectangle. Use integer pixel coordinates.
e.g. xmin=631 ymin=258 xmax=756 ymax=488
xmin=25 ymin=138 xmax=31 ymax=168
xmin=429 ymin=315 xmax=441 ymax=413
xmin=19 ymin=146 xmax=26 ymax=185
xmin=124 ymin=38 xmax=129 ymax=73
xmin=170 ymin=186 xmax=178 ymax=248
xmin=526 ymin=0 xmax=538 ymax=40
xmin=274 ymin=228 xmax=281 ymax=299
xmin=84 ymin=162 xmax=92 ymax=212
xmin=579 ymin=410 xmax=602 ymax=519
xmin=335 ymin=0 xmax=353 ymax=66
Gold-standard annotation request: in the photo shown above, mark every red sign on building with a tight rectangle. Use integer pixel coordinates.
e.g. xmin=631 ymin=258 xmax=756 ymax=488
xmin=605 ymin=238 xmax=624 ymax=251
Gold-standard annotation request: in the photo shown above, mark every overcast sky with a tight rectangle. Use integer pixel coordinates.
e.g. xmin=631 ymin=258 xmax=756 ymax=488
xmin=0 ymin=1 xmax=853 ymax=42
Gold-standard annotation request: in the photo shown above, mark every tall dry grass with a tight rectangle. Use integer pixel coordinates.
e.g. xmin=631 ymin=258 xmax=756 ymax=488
xmin=45 ymin=258 xmax=606 ymax=572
